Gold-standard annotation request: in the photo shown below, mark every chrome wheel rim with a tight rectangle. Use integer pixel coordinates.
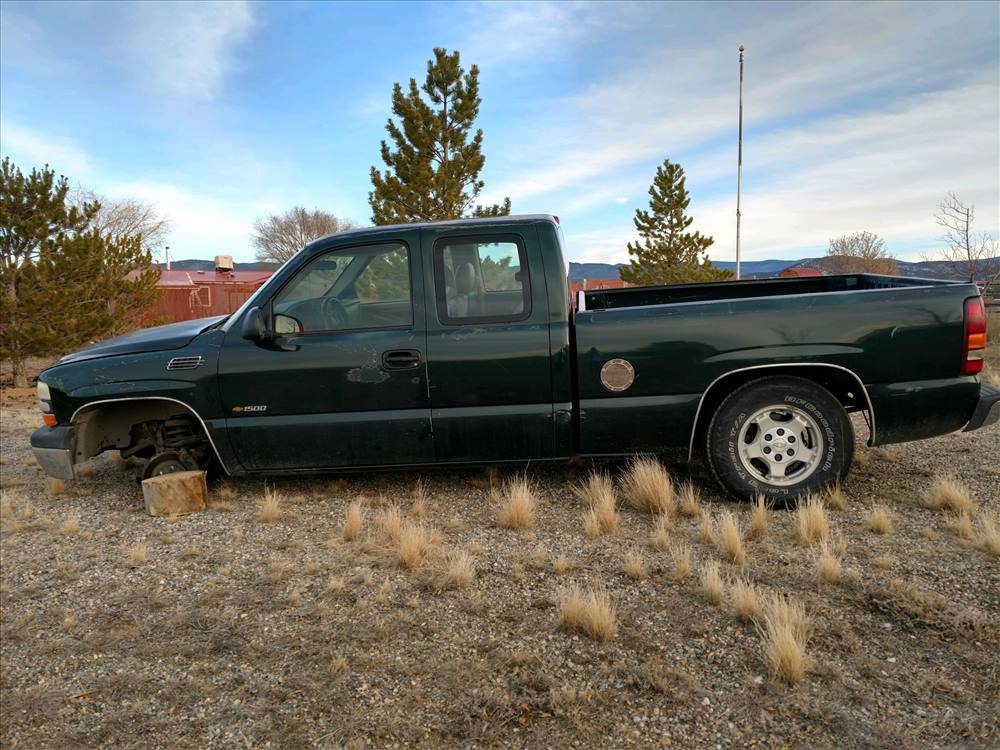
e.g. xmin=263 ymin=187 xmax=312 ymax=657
xmin=737 ymin=404 xmax=824 ymax=487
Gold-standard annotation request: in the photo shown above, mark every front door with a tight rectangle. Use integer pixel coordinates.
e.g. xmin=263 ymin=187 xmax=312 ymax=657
xmin=422 ymin=227 xmax=555 ymax=462
xmin=219 ymin=239 xmax=432 ymax=471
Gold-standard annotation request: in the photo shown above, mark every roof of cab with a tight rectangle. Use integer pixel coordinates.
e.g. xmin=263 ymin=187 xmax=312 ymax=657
xmin=304 ymin=214 xmax=559 ymax=250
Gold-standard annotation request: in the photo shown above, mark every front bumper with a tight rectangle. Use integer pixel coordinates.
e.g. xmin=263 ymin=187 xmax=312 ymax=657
xmin=30 ymin=425 xmax=77 ymax=480
xmin=963 ymin=383 xmax=1000 ymax=433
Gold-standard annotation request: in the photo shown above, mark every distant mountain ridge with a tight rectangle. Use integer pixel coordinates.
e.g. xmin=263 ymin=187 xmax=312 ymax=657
xmin=165 ymin=257 xmax=995 ymax=282
xmin=569 ymin=258 xmax=997 ymax=282
xmin=160 ymin=259 xmax=279 ymax=272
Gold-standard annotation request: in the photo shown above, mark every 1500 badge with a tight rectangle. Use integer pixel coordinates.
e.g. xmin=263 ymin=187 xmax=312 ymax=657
xmin=231 ymin=405 xmax=268 ymax=413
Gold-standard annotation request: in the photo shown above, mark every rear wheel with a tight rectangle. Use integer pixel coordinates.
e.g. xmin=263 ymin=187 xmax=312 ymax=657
xmin=705 ymin=376 xmax=853 ymax=503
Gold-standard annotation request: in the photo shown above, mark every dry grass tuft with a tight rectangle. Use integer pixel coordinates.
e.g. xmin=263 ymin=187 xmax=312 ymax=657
xmin=715 ymin=510 xmax=746 ymax=565
xmin=59 ymin=515 xmax=80 ymax=535
xmin=622 ymin=549 xmax=648 ymax=580
xmin=127 ymin=543 xmax=149 ymax=567
xmin=729 ymin=577 xmax=763 ymax=623
xmin=497 ymin=476 xmax=536 ymax=530
xmin=620 ymin=457 xmax=675 ymax=515
xmin=671 ymin=544 xmax=692 ymax=583
xmin=552 ymin=554 xmax=574 ymax=575
xmin=531 ymin=544 xmax=549 ymax=567
xmin=816 ymin=541 xmax=842 ymax=584
xmin=0 ymin=494 xmax=13 ymax=520
xmin=698 ymin=513 xmax=714 ymax=543
xmin=975 ymin=513 xmax=1000 ymax=558
xmin=650 ymin=513 xmax=670 ymax=551
xmin=749 ymin=494 xmax=769 ymax=537
xmin=410 ymin=480 xmax=428 ymax=518
xmin=397 ymin=521 xmax=434 ymax=568
xmin=795 ymin=494 xmax=829 ymax=546
xmin=557 ymin=584 xmax=618 ymax=641
xmin=342 ymin=499 xmax=364 ymax=542
xmin=259 ymin=486 xmax=281 ymax=523
xmin=947 ymin=511 xmax=974 ymax=540
xmin=677 ymin=482 xmax=702 ymax=517
xmin=329 ymin=655 xmax=349 ymax=675
xmin=439 ymin=549 xmax=476 ymax=589
xmin=757 ymin=593 xmax=811 ymax=684
xmin=377 ymin=505 xmax=404 ymax=541
xmin=215 ymin=482 xmax=237 ymax=502
xmin=865 ymin=506 xmax=893 ymax=535
xmin=574 ymin=472 xmax=615 ymax=508
xmin=923 ymin=476 xmax=976 ymax=516
xmin=577 ymin=473 xmax=619 ymax=536
xmin=46 ymin=477 xmax=65 ymax=496
xmin=699 ymin=561 xmax=724 ymax=605
xmin=825 ymin=484 xmax=846 ymax=511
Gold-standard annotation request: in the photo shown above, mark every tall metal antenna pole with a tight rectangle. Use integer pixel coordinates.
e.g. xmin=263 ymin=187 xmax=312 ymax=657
xmin=736 ymin=44 xmax=745 ymax=281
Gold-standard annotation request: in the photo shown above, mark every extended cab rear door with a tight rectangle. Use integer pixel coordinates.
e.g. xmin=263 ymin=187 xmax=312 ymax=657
xmin=421 ymin=224 xmax=555 ymax=462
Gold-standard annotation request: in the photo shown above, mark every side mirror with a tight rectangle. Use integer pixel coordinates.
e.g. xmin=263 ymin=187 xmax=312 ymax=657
xmin=240 ymin=306 xmax=270 ymax=342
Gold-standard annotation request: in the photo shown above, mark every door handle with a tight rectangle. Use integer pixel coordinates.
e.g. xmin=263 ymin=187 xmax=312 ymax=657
xmin=381 ymin=349 xmax=422 ymax=370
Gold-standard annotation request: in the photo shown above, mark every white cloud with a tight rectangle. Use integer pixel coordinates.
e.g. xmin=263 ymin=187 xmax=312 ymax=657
xmin=117 ymin=1 xmax=256 ymax=101
xmin=0 ymin=1 xmax=255 ymax=103
xmin=0 ymin=120 xmax=92 ymax=177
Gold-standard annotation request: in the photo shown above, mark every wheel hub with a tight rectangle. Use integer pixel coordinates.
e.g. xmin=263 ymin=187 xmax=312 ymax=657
xmin=737 ymin=404 xmax=824 ymax=487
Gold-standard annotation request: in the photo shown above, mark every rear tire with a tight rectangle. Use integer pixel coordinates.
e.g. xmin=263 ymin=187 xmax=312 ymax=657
xmin=705 ymin=376 xmax=853 ymax=504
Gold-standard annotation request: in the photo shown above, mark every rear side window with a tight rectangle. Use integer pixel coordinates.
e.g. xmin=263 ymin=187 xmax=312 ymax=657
xmin=433 ymin=235 xmax=531 ymax=325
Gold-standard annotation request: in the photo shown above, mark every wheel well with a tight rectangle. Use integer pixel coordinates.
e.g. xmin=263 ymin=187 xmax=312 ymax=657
xmin=72 ymin=399 xmax=216 ymax=466
xmin=689 ymin=365 xmax=873 ymax=461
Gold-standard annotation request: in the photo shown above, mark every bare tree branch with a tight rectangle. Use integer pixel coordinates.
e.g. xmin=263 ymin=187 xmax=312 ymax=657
xmin=250 ymin=207 xmax=357 ymax=265
xmin=71 ymin=187 xmax=172 ymax=255
xmin=933 ymin=192 xmax=1000 ymax=284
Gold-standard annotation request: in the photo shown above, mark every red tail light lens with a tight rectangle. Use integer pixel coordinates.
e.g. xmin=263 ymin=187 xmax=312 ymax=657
xmin=962 ymin=296 xmax=987 ymax=375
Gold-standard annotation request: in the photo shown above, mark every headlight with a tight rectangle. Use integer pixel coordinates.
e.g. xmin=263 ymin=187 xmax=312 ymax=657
xmin=37 ymin=381 xmax=55 ymax=424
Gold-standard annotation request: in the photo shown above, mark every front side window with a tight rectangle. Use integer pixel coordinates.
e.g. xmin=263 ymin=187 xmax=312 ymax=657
xmin=434 ymin=236 xmax=530 ymax=324
xmin=272 ymin=242 xmax=411 ymax=333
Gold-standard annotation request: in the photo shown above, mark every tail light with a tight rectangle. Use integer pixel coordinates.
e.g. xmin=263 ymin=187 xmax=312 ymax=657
xmin=962 ymin=296 xmax=987 ymax=375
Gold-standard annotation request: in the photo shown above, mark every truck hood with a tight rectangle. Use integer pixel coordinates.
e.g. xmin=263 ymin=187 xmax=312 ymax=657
xmin=55 ymin=316 xmax=226 ymax=365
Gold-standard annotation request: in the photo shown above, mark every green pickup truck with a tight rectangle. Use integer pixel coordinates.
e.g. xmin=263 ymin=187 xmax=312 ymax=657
xmin=30 ymin=215 xmax=998 ymax=501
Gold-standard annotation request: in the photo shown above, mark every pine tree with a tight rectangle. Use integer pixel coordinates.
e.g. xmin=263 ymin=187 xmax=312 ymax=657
xmin=619 ymin=159 xmax=731 ymax=286
xmin=1 ymin=158 xmax=161 ymax=387
xmin=369 ymin=48 xmax=510 ymax=225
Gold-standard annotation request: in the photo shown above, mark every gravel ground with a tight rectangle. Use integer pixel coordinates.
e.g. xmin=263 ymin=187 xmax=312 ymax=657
xmin=1 ymin=384 xmax=998 ymax=749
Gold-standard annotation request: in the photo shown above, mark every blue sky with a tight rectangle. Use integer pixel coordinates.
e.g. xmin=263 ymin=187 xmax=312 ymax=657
xmin=1 ymin=0 xmax=997 ymax=265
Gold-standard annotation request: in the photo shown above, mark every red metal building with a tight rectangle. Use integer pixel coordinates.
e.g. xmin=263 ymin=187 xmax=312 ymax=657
xmin=138 ymin=258 xmax=273 ymax=324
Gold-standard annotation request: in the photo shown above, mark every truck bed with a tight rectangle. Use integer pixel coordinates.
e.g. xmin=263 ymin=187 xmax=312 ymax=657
xmin=582 ymin=274 xmax=955 ymax=311
xmin=573 ymin=273 xmax=982 ymax=456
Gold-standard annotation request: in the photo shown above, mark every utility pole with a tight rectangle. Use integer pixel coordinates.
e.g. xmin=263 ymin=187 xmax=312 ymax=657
xmin=735 ymin=44 xmax=745 ymax=281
